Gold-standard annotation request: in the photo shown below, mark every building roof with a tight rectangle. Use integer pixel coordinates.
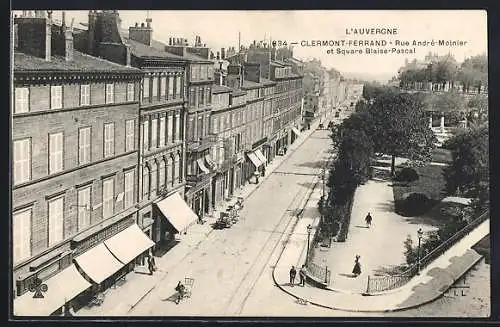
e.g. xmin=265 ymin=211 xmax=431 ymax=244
xmin=232 ymin=89 xmax=247 ymax=96
xmin=242 ymin=80 xmax=264 ymax=89
xmin=13 ymin=50 xmax=142 ymax=73
xmin=286 ymin=57 xmax=303 ymax=65
xmin=212 ymin=84 xmax=233 ymax=94
xmin=125 ymin=37 xmax=185 ymax=61
xmin=260 ymin=78 xmax=276 ymax=86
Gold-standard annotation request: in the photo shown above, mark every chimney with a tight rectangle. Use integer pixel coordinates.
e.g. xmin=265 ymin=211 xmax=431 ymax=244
xmin=128 ymin=19 xmax=153 ymax=46
xmin=125 ymin=44 xmax=131 ymax=66
xmin=221 ymin=47 xmax=225 ymax=59
xmin=169 ymin=37 xmax=172 ymax=45
xmin=216 ymin=51 xmax=220 ymax=60
xmin=64 ymin=16 xmax=74 ymax=61
xmin=15 ymin=10 xmax=52 ymax=61
xmin=87 ymin=10 xmax=97 ymax=55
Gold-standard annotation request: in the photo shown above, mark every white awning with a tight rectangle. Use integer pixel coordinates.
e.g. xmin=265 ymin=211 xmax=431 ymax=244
xmin=104 ymin=224 xmax=155 ymax=265
xmin=156 ymin=192 xmax=198 ymax=233
xmin=254 ymin=149 xmax=267 ymax=165
xmin=204 ymin=155 xmax=216 ymax=169
xmin=246 ymin=152 xmax=262 ymax=168
xmin=292 ymin=127 xmax=301 ymax=136
xmin=197 ymin=158 xmax=210 ymax=174
xmin=14 ymin=264 xmax=91 ymax=316
xmin=74 ymin=243 xmax=124 ymax=284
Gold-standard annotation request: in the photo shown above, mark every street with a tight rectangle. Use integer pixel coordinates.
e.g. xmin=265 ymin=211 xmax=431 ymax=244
xmin=130 ymin=129 xmax=333 ymax=316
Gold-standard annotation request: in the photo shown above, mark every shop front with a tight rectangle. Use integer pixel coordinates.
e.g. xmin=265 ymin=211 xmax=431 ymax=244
xmin=154 ymin=192 xmax=199 ymax=235
xmin=245 ymin=151 xmax=264 ymax=183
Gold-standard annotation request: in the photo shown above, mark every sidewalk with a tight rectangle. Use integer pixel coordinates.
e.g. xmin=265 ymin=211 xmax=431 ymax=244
xmin=272 ymin=179 xmax=490 ymax=312
xmin=75 ymin=119 xmax=322 ymax=316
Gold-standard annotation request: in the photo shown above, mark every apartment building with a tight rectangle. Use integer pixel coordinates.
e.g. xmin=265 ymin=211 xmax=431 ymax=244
xmin=12 ymin=11 xmax=145 ymax=315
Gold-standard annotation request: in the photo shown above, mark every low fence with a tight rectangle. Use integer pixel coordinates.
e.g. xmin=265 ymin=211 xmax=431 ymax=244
xmin=365 ymin=211 xmax=489 ymax=294
xmin=307 ymin=262 xmax=332 ymax=285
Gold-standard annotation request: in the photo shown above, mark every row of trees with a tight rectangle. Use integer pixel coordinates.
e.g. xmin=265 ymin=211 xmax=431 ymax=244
xmin=319 ymin=84 xmax=437 ymax=240
xmin=398 ymin=53 xmax=488 ymax=93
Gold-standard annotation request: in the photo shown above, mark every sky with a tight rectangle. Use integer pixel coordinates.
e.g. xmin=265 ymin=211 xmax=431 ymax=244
xmin=13 ymin=10 xmax=487 ymax=81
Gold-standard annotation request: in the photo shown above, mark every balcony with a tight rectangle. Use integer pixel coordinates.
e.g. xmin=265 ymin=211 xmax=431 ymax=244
xmin=185 ymin=172 xmax=213 ymax=187
xmin=187 ymin=134 xmax=218 ymax=153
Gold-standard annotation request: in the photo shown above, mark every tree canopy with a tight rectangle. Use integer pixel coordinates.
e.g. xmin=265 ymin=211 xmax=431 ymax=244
xmin=364 ymin=90 xmax=436 ymax=173
xmin=443 ymin=125 xmax=489 ymax=205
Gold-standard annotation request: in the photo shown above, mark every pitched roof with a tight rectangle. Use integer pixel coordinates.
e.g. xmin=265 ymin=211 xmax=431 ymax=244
xmin=13 ymin=50 xmax=142 ymax=73
xmin=212 ymin=84 xmax=233 ymax=94
xmin=242 ymin=80 xmax=264 ymax=89
xmin=232 ymin=89 xmax=247 ymax=96
xmin=260 ymin=78 xmax=276 ymax=85
xmin=122 ymin=36 xmax=185 ymax=61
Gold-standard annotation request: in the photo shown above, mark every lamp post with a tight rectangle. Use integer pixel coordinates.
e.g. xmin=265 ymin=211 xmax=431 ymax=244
xmin=306 ymin=224 xmax=312 ymax=267
xmin=417 ymin=228 xmax=423 ymax=275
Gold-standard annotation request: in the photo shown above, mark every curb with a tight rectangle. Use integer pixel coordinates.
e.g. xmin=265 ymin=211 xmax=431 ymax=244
xmin=273 ymin=247 xmax=486 ymax=313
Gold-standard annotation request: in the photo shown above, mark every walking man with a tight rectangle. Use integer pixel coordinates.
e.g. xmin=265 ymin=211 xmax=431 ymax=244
xmin=147 ymin=255 xmax=156 ymax=275
xmin=299 ymin=265 xmax=307 ymax=287
xmin=289 ymin=266 xmax=297 ymax=286
xmin=365 ymin=212 xmax=372 ymax=228
xmin=175 ymin=281 xmax=186 ymax=304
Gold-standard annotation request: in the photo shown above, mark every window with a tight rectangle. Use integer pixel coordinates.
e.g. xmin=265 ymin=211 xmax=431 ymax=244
xmin=152 ymin=77 xmax=158 ymax=100
xmin=127 ymin=83 xmax=135 ymax=101
xmin=104 ymin=123 xmax=115 ymax=157
xmin=15 ymin=87 xmax=29 ymax=113
xmin=168 ymin=77 xmax=174 ymax=99
xmin=142 ymin=120 xmax=149 ymax=150
xmin=13 ymin=138 xmax=31 ymax=185
xmin=166 ymin=157 xmax=172 ymax=186
xmin=173 ymin=77 xmax=177 ymax=99
xmin=48 ymin=197 xmax=64 ymax=246
xmin=80 ymin=84 xmax=90 ymax=106
xmin=213 ymin=117 xmax=218 ymax=133
xmin=151 ymin=162 xmax=157 ymax=194
xmin=158 ymin=159 xmax=165 ymax=189
xmin=78 ymin=127 xmax=91 ymax=165
xmin=124 ymin=170 xmax=135 ymax=209
xmin=50 ymin=85 xmax=62 ymax=109
xmin=198 ymin=115 xmax=203 ymax=138
xmin=160 ymin=77 xmax=166 ymax=97
xmin=175 ymin=153 xmax=181 ymax=183
xmin=105 ymin=83 xmax=114 ymax=104
xmin=176 ymin=77 xmax=182 ymax=99
xmin=159 ymin=116 xmax=166 ymax=146
xmin=167 ymin=115 xmax=174 ymax=143
xmin=175 ymin=114 xmax=181 ymax=141
xmin=125 ymin=120 xmax=135 ymax=152
xmin=13 ymin=208 xmax=31 ymax=264
xmin=142 ymin=166 xmax=150 ymax=198
xmin=77 ymin=186 xmax=91 ymax=231
xmin=151 ymin=118 xmax=158 ymax=148
xmin=198 ymin=87 xmax=204 ymax=107
xmin=143 ymin=77 xmax=150 ymax=99
xmin=189 ymin=87 xmax=196 ymax=107
xmin=102 ymin=178 xmax=114 ymax=219
xmin=49 ymin=132 xmax=64 ymax=174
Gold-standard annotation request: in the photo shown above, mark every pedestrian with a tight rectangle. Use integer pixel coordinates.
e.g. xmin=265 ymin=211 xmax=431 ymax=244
xmin=197 ymin=209 xmax=204 ymax=224
xmin=299 ymin=265 xmax=307 ymax=287
xmin=261 ymin=166 xmax=266 ymax=177
xmin=284 ymin=146 xmax=288 ymax=154
xmin=352 ymin=255 xmax=361 ymax=277
xmin=365 ymin=212 xmax=372 ymax=228
xmin=175 ymin=281 xmax=185 ymax=304
xmin=147 ymin=255 xmax=156 ymax=275
xmin=289 ymin=266 xmax=297 ymax=286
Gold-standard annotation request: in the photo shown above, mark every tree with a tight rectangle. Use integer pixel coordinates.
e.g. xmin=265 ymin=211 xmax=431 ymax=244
xmin=443 ymin=125 xmax=489 ymax=200
xmin=364 ymin=90 xmax=437 ymax=175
